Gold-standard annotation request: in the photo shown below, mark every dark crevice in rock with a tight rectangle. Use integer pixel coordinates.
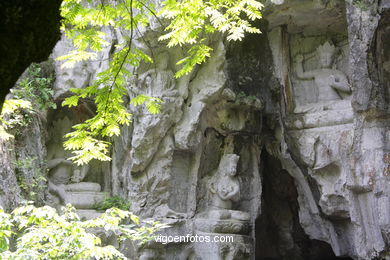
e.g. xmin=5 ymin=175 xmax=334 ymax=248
xmin=369 ymin=8 xmax=390 ymax=111
xmin=225 ymin=20 xmax=280 ymax=114
xmin=255 ymin=151 xmax=352 ymax=260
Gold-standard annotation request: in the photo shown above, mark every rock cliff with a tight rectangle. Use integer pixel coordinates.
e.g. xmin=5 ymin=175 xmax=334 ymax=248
xmin=2 ymin=0 xmax=390 ymax=259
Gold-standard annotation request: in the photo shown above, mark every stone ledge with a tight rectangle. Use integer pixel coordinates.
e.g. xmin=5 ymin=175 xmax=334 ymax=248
xmin=286 ymin=108 xmax=354 ymax=129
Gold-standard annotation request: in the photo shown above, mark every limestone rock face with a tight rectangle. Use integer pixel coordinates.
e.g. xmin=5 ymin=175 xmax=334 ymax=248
xmin=266 ymin=1 xmax=390 ymax=259
xmin=2 ymin=0 xmax=390 ymax=259
xmin=0 ymin=139 xmax=21 ymax=211
xmin=0 ymin=110 xmax=48 ymax=210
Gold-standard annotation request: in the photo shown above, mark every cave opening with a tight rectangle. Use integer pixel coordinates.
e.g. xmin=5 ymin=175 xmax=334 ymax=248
xmin=255 ymin=150 xmax=353 ymax=260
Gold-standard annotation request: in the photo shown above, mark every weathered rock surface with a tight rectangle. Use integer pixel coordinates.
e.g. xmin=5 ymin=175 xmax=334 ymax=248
xmin=0 ymin=139 xmax=21 ymax=211
xmin=2 ymin=0 xmax=390 ymax=259
xmin=266 ymin=1 xmax=390 ymax=259
xmin=0 ymin=104 xmax=48 ymax=210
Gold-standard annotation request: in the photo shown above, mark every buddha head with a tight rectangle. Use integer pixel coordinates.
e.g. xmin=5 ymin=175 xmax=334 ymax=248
xmin=317 ymin=41 xmax=336 ymax=69
xmin=218 ymin=154 xmax=240 ymax=177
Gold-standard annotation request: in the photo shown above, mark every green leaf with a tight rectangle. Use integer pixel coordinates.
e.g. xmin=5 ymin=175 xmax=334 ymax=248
xmin=62 ymin=95 xmax=80 ymax=107
xmin=57 ymin=0 xmax=263 ymax=164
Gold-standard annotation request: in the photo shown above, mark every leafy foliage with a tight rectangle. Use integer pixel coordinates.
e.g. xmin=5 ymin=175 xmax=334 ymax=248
xmin=0 ymin=204 xmax=166 ymax=259
xmin=12 ymin=63 xmax=56 ymax=111
xmin=159 ymin=0 xmax=263 ymax=77
xmin=0 ymin=63 xmax=55 ymax=141
xmin=59 ymin=0 xmax=163 ymax=165
xmin=59 ymin=0 xmax=263 ymax=164
xmin=0 ymin=209 xmax=12 ymax=253
xmin=0 ymin=99 xmax=32 ymax=141
xmin=94 ymin=196 xmax=131 ymax=211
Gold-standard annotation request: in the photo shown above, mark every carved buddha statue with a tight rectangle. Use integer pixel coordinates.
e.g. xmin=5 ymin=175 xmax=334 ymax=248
xmin=47 ymin=117 xmax=92 ymax=205
xmin=207 ymin=154 xmax=250 ymax=221
xmin=296 ymin=41 xmax=351 ymax=103
xmin=194 ymin=154 xmax=251 ymax=242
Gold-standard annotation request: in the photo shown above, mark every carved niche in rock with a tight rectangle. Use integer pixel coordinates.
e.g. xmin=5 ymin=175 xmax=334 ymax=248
xmin=46 ymin=116 xmax=107 ymax=213
xmin=195 ymin=154 xmax=250 ymax=234
xmin=286 ymin=40 xmax=354 ymax=129
xmin=293 ymin=41 xmax=351 ymax=113
xmin=209 ymin=88 xmax=263 ymax=133
xmin=194 ymin=155 xmax=252 ymax=260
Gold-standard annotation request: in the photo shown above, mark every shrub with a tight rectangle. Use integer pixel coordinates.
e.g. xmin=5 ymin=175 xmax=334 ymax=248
xmin=94 ymin=196 xmax=131 ymax=211
xmin=11 ymin=63 xmax=56 ymax=111
xmin=0 ymin=63 xmax=56 ymax=141
xmin=0 ymin=204 xmax=166 ymax=259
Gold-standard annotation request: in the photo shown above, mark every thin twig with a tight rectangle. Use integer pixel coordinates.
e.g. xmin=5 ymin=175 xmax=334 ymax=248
xmin=134 ymin=24 xmax=156 ymax=71
xmin=137 ymin=0 xmax=166 ymax=28
xmin=103 ymin=0 xmax=134 ymax=115
xmin=92 ymin=0 xmax=106 ymax=26
xmin=120 ymin=0 xmax=157 ymax=74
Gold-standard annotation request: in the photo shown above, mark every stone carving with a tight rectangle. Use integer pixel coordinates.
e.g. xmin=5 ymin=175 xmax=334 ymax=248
xmin=129 ymin=52 xmax=182 ymax=174
xmin=139 ymin=249 xmax=157 ymax=260
xmin=138 ymin=240 xmax=164 ymax=260
xmin=46 ymin=118 xmax=106 ymax=218
xmin=18 ymin=2 xmax=389 ymax=259
xmin=195 ymin=154 xmax=250 ymax=236
xmin=295 ymin=41 xmax=351 ymax=103
xmin=154 ymin=204 xmax=187 ymax=219
xmin=47 ymin=150 xmax=106 ymax=212
xmin=133 ymin=53 xmax=178 ymax=98
xmin=212 ymin=88 xmax=263 ymax=133
xmin=47 ymin=158 xmax=89 ymax=190
xmin=207 ymin=154 xmax=250 ymax=222
xmin=46 ymin=117 xmax=74 ymax=205
xmin=46 ymin=158 xmax=73 ymax=205
xmin=287 ymin=41 xmax=355 ymax=129
xmin=193 ymin=234 xmax=252 ymax=260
